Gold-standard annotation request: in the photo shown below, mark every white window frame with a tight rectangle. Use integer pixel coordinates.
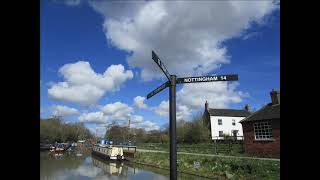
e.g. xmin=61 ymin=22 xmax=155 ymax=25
xmin=219 ymin=131 xmax=223 ymax=137
xmin=253 ymin=121 xmax=273 ymax=140
xmin=232 ymin=119 xmax=236 ymax=126
xmin=218 ymin=119 xmax=222 ymax=125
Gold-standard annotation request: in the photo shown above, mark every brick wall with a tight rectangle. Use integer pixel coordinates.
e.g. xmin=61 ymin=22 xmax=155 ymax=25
xmin=242 ymin=119 xmax=280 ymax=158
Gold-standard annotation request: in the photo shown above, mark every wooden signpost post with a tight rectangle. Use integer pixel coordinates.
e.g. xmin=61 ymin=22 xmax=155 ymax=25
xmin=147 ymin=50 xmax=238 ymax=180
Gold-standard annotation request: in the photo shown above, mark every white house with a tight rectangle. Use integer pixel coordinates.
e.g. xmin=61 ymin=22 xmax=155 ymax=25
xmin=203 ymin=101 xmax=251 ymax=140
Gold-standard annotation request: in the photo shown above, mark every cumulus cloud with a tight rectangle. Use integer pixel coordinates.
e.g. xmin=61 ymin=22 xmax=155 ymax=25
xmin=152 ymin=81 xmax=248 ymax=120
xmin=88 ymin=126 xmax=106 ymax=137
xmin=178 ymin=82 xmax=248 ymax=110
xmin=176 ymin=105 xmax=192 ymax=121
xmin=133 ymin=96 xmax=148 ymax=109
xmin=51 ymin=105 xmax=79 ymax=117
xmin=101 ymin=102 xmax=134 ymax=121
xmin=78 ymin=111 xmax=107 ymax=124
xmin=130 ymin=115 xmax=144 ymax=124
xmin=131 ymin=120 xmax=160 ymax=131
xmin=153 ymin=100 xmax=169 ymax=117
xmin=48 ymin=61 xmax=133 ymax=106
xmin=88 ymin=0 xmax=278 ymax=81
xmin=79 ymin=102 xmax=147 ymax=126
xmin=141 ymin=121 xmax=160 ymax=131
xmin=152 ymin=100 xmax=192 ymax=121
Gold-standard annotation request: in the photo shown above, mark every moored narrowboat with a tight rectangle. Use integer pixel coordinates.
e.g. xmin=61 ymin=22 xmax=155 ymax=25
xmin=92 ymin=140 xmax=124 ymax=161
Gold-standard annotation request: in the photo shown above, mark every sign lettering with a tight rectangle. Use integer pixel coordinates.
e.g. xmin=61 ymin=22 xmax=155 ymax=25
xmin=177 ymin=75 xmax=238 ymax=84
xmin=194 ymin=161 xmax=200 ymax=169
xmin=147 ymin=81 xmax=170 ymax=99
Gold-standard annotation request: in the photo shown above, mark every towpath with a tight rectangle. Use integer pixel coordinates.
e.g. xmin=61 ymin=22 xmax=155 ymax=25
xmin=136 ymin=149 xmax=280 ymax=161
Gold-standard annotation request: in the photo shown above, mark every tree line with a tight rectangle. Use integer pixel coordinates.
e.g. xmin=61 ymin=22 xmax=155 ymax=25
xmin=40 ymin=117 xmax=93 ymax=144
xmin=104 ymin=114 xmax=211 ymax=144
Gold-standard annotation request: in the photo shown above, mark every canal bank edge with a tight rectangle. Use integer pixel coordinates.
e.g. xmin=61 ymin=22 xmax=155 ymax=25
xmin=125 ymin=159 xmax=223 ymax=180
xmin=128 ymin=151 xmax=280 ymax=180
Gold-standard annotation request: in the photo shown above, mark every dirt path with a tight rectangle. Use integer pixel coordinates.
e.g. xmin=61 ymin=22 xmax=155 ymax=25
xmin=136 ymin=149 xmax=280 ymax=161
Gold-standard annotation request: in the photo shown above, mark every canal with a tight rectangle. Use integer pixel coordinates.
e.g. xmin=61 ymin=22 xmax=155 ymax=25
xmin=40 ymin=152 xmax=212 ymax=180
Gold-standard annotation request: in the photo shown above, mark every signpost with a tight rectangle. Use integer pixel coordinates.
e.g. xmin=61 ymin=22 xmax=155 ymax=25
xmin=194 ymin=161 xmax=200 ymax=169
xmin=147 ymin=50 xmax=238 ymax=180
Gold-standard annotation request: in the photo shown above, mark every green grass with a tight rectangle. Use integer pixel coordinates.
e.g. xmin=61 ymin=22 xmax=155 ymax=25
xmin=132 ymin=151 xmax=280 ymax=180
xmin=138 ymin=143 xmax=245 ymax=156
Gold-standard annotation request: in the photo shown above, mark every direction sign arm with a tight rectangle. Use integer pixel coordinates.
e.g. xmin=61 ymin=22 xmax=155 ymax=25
xmin=146 ymin=81 xmax=170 ymax=99
xmin=176 ymin=74 xmax=238 ymax=84
xmin=152 ymin=50 xmax=171 ymax=80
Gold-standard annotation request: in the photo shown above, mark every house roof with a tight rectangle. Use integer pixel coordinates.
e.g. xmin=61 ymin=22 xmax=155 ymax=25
xmin=240 ymin=103 xmax=280 ymax=123
xmin=207 ymin=108 xmax=251 ymax=117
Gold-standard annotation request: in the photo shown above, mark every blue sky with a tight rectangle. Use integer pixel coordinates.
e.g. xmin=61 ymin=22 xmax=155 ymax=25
xmin=40 ymin=0 xmax=279 ymax=136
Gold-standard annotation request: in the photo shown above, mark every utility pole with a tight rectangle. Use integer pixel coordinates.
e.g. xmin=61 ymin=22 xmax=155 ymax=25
xmin=127 ymin=116 xmax=131 ymax=144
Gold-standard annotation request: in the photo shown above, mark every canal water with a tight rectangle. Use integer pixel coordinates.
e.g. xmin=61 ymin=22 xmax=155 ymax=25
xmin=40 ymin=152 xmax=212 ymax=180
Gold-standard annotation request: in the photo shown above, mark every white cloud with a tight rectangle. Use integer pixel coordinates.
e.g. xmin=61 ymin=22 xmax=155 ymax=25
xmin=48 ymin=61 xmax=133 ymax=106
xmin=79 ymin=102 xmax=147 ymax=126
xmin=64 ymin=0 xmax=82 ymax=6
xmin=101 ymin=102 xmax=133 ymax=121
xmin=152 ymin=100 xmax=191 ymax=121
xmin=133 ymin=96 xmax=148 ymax=109
xmin=152 ymin=82 xmax=248 ymax=121
xmin=153 ymin=100 xmax=169 ymax=117
xmin=88 ymin=126 xmax=106 ymax=137
xmin=89 ymin=0 xmax=278 ymax=81
xmin=242 ymin=31 xmax=260 ymax=40
xmin=176 ymin=105 xmax=192 ymax=121
xmin=177 ymin=82 xmax=247 ymax=110
xmin=130 ymin=115 xmax=144 ymax=124
xmin=131 ymin=120 xmax=160 ymax=131
xmin=51 ymin=105 xmax=79 ymax=117
xmin=78 ymin=111 xmax=107 ymax=124
xmin=141 ymin=121 xmax=160 ymax=131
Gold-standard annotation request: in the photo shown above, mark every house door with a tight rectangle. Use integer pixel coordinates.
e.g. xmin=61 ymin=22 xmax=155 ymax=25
xmin=232 ymin=130 xmax=238 ymax=139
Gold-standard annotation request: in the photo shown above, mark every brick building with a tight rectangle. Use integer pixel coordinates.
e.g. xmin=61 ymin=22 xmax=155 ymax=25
xmin=240 ymin=89 xmax=280 ymax=158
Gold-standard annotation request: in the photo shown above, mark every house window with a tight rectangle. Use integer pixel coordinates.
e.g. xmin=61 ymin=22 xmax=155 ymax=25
xmin=232 ymin=119 xmax=236 ymax=126
xmin=254 ymin=121 xmax=273 ymax=140
xmin=218 ymin=119 xmax=222 ymax=125
xmin=219 ymin=131 xmax=223 ymax=137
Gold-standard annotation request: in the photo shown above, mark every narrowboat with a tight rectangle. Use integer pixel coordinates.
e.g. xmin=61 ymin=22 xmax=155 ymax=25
xmin=92 ymin=140 xmax=124 ymax=161
xmin=50 ymin=143 xmax=67 ymax=153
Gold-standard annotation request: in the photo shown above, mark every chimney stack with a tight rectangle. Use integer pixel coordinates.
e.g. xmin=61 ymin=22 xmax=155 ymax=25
xmin=244 ymin=104 xmax=250 ymax=112
xmin=270 ymin=89 xmax=280 ymax=105
xmin=205 ymin=100 xmax=209 ymax=110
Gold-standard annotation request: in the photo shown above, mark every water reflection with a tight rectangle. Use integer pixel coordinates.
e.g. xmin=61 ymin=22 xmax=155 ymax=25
xmin=91 ymin=155 xmax=124 ymax=177
xmin=40 ymin=152 xmax=213 ymax=180
xmin=40 ymin=152 xmax=169 ymax=180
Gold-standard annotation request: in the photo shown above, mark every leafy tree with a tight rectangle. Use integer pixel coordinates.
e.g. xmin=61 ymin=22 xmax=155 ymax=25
xmin=40 ymin=117 xmax=93 ymax=144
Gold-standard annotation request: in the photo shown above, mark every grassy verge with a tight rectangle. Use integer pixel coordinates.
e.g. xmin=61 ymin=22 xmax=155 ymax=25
xmin=131 ymin=151 xmax=280 ymax=180
xmin=138 ymin=143 xmax=245 ymax=156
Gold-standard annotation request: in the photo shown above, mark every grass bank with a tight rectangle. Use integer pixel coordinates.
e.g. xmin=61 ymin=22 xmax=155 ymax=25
xmin=138 ymin=143 xmax=244 ymax=156
xmin=131 ymin=151 xmax=280 ymax=180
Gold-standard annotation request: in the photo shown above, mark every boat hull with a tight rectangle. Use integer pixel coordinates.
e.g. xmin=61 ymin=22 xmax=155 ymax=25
xmin=92 ymin=145 xmax=124 ymax=161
